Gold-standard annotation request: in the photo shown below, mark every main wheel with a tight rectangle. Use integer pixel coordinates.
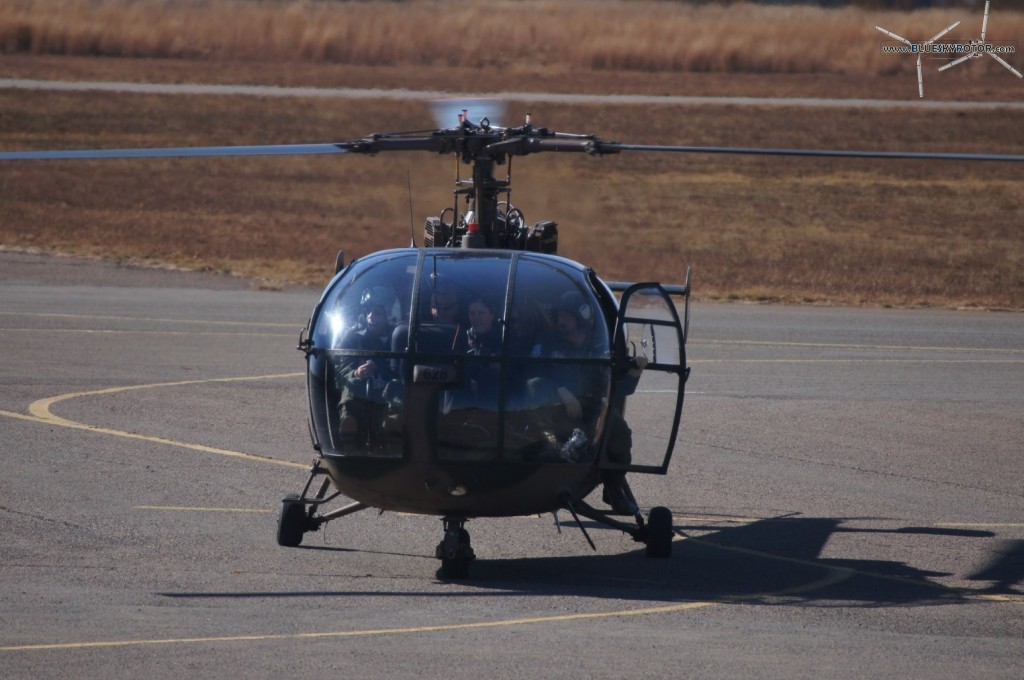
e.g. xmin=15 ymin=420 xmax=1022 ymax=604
xmin=644 ymin=506 xmax=674 ymax=558
xmin=440 ymin=555 xmax=472 ymax=579
xmin=437 ymin=527 xmax=474 ymax=579
xmin=276 ymin=494 xmax=307 ymax=547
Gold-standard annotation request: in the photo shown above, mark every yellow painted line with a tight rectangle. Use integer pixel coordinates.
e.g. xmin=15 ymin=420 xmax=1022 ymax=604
xmin=936 ymin=523 xmax=1024 ymax=528
xmin=673 ymin=515 xmax=769 ymax=524
xmin=28 ymin=374 xmax=302 ymax=422
xmin=0 ymin=565 xmax=859 ymax=653
xmin=6 ymin=511 xmax=1013 ymax=653
xmin=20 ymin=415 xmax=304 ymax=469
xmin=977 ymin=594 xmax=1024 ymax=603
xmin=753 ymin=564 xmax=853 ymax=596
xmin=135 ymin=505 xmax=273 ymax=514
xmin=1 ymin=378 xmax=1015 ymax=653
xmin=0 ymin=601 xmax=717 ymax=651
xmin=1 ymin=374 xmax=307 ymax=469
xmin=688 ymin=527 xmax=1024 ymax=606
xmin=0 ymin=409 xmax=52 ymax=425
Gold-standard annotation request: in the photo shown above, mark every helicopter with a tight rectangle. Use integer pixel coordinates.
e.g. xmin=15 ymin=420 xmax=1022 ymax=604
xmin=3 ymin=106 xmax=1023 ymax=579
xmin=283 ymin=110 xmax=695 ymax=579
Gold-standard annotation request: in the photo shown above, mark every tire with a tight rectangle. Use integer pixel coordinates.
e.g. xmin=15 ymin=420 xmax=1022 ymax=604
xmin=437 ymin=528 xmax=474 ymax=579
xmin=645 ymin=506 xmax=674 ymax=558
xmin=440 ymin=556 xmax=471 ymax=580
xmin=276 ymin=494 xmax=307 ymax=547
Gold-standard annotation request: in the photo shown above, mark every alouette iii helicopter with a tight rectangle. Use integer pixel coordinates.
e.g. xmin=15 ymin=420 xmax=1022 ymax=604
xmin=3 ymin=104 xmax=1023 ymax=579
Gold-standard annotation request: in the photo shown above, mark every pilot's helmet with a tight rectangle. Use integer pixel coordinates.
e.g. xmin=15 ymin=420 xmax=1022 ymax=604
xmin=360 ymin=286 xmax=398 ymax=324
xmin=557 ymin=291 xmax=594 ymax=328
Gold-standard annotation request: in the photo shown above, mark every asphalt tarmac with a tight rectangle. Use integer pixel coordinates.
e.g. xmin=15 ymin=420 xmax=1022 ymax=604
xmin=1 ymin=251 xmax=1022 ymax=679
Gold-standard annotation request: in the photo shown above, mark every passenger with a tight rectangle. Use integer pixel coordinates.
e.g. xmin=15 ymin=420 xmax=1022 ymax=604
xmin=531 ymin=290 xmax=646 ymax=515
xmin=505 ymin=302 xmax=539 ymax=358
xmin=425 ymin=285 xmax=466 ymax=353
xmin=530 ymin=291 xmax=603 ymax=420
xmin=335 ymin=286 xmax=397 ymax=439
xmin=497 ymin=301 xmax=540 ymax=440
xmin=464 ymin=296 xmax=502 ymax=402
xmin=466 ymin=296 xmax=500 ymax=356
xmin=602 ymin=353 xmax=648 ymax=516
xmin=430 ymin=286 xmax=461 ymax=324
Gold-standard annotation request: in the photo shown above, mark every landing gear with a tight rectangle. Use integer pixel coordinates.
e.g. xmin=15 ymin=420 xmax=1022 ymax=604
xmin=435 ymin=516 xmax=475 ymax=579
xmin=560 ymin=495 xmax=676 ymax=559
xmin=276 ymin=460 xmax=369 ymax=548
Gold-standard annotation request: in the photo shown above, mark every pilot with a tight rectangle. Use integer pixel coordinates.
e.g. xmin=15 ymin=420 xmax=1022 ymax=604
xmin=336 ymin=286 xmax=398 ymax=439
xmin=532 ymin=290 xmax=645 ymax=515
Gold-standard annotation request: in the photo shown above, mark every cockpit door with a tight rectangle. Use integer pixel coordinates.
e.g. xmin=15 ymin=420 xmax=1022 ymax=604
xmin=605 ymin=282 xmax=689 ymax=475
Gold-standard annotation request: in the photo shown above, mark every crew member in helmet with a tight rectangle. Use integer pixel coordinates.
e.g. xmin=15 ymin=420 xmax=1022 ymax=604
xmin=335 ymin=286 xmax=398 ymax=440
xmin=531 ymin=290 xmax=646 ymax=515
xmin=530 ymin=290 xmax=605 ymax=417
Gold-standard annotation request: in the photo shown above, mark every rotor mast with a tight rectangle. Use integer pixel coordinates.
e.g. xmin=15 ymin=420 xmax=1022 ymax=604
xmin=339 ymin=115 xmax=618 ymax=249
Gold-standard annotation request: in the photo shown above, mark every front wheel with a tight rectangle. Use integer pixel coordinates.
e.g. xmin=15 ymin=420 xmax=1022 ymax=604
xmin=277 ymin=494 xmax=307 ymax=547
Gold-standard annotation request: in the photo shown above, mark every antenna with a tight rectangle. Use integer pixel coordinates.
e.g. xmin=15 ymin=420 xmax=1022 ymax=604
xmin=407 ymin=171 xmax=416 ymax=248
xmin=876 ymin=20 xmax=961 ymax=98
xmin=939 ymin=1 xmax=1023 ymax=79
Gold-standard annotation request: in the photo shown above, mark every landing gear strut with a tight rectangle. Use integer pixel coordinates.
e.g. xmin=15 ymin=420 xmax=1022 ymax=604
xmin=561 ymin=492 xmax=675 ymax=559
xmin=276 ymin=459 xmax=368 ymax=547
xmin=435 ymin=516 xmax=475 ymax=579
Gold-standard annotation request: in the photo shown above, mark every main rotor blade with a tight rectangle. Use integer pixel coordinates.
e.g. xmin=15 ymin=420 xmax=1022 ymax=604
xmin=988 ymin=52 xmax=1024 ymax=79
xmin=939 ymin=52 xmax=974 ymax=72
xmin=604 ymin=144 xmax=1024 ymax=163
xmin=876 ymin=25 xmax=912 ymax=46
xmin=926 ymin=20 xmax=960 ymax=45
xmin=0 ymin=143 xmax=351 ymax=161
xmin=917 ymin=54 xmax=924 ymax=98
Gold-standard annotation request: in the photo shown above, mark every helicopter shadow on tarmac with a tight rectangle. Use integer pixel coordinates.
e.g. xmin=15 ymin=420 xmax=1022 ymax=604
xmin=162 ymin=516 xmax=1014 ymax=609
xmin=965 ymin=539 xmax=1024 ymax=595
xmin=451 ymin=515 xmax=1008 ymax=609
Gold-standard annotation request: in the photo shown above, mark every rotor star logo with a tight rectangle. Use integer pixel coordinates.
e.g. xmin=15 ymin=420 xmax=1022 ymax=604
xmin=938 ymin=1 xmax=1022 ymax=80
xmin=875 ymin=0 xmax=1022 ymax=99
xmin=876 ymin=19 xmax=960 ymax=98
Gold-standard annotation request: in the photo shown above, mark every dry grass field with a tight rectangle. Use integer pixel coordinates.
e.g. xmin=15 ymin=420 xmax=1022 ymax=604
xmin=4 ymin=0 xmax=1024 ymax=81
xmin=1 ymin=1 xmax=1022 ymax=309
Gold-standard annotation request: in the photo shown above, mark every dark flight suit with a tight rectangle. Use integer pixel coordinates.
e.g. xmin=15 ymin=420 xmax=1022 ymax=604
xmin=335 ymin=325 xmax=394 ymax=437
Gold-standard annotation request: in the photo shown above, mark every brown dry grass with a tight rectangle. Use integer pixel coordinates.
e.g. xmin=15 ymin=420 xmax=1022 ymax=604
xmin=1 ymin=82 xmax=1022 ymax=309
xmin=2 ymin=0 xmax=1023 ymax=80
xmin=0 ymin=1 xmax=1022 ymax=308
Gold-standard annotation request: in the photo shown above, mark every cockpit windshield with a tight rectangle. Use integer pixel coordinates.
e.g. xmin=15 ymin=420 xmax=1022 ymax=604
xmin=306 ymin=249 xmax=612 ymax=464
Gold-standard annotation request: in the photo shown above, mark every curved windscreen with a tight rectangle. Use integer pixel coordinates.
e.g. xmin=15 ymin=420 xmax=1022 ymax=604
xmin=306 ymin=249 xmax=611 ymax=463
